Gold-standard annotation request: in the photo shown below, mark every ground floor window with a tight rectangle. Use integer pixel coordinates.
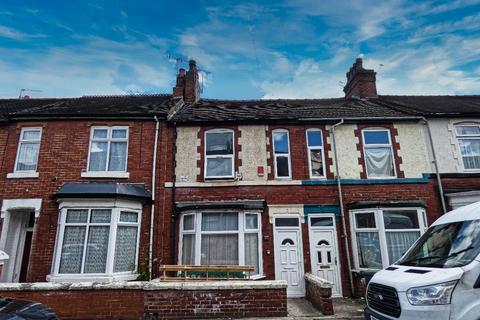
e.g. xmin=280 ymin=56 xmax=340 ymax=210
xmin=180 ymin=211 xmax=262 ymax=276
xmin=350 ymin=207 xmax=427 ymax=270
xmin=51 ymin=201 xmax=141 ymax=281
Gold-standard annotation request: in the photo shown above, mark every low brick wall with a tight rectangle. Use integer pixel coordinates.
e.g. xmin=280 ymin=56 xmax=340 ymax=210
xmin=0 ymin=280 xmax=288 ymax=319
xmin=305 ymin=273 xmax=334 ymax=315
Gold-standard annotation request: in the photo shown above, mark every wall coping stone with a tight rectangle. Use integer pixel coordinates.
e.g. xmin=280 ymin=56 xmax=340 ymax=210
xmin=0 ymin=280 xmax=288 ymax=292
xmin=305 ymin=273 xmax=334 ymax=288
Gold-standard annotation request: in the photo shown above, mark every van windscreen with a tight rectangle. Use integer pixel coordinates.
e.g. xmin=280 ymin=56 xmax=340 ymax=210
xmin=397 ymin=219 xmax=480 ymax=268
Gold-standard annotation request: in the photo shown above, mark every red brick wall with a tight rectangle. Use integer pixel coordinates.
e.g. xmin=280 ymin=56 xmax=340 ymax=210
xmin=175 ymin=179 xmax=444 ymax=296
xmin=0 ymin=287 xmax=287 ymax=319
xmin=305 ymin=277 xmax=334 ymax=315
xmin=0 ymin=120 xmax=175 ymax=282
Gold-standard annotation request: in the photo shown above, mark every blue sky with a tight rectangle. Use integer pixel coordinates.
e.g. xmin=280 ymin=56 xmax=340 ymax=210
xmin=0 ymin=0 xmax=479 ymax=99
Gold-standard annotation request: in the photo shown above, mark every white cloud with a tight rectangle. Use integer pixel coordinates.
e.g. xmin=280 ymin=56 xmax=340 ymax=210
xmin=0 ymin=25 xmax=45 ymax=40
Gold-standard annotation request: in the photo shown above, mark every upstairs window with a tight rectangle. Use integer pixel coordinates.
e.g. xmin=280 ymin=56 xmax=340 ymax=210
xmin=273 ymin=129 xmax=291 ymax=179
xmin=88 ymin=127 xmax=128 ymax=172
xmin=362 ymin=129 xmax=395 ymax=178
xmin=205 ymin=129 xmax=234 ymax=179
xmin=455 ymin=124 xmax=480 ymax=170
xmin=306 ymin=129 xmax=325 ymax=178
xmin=15 ymin=127 xmax=42 ymax=172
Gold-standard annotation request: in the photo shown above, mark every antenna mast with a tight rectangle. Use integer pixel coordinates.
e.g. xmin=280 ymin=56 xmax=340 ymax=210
xmin=19 ymin=88 xmax=42 ymax=99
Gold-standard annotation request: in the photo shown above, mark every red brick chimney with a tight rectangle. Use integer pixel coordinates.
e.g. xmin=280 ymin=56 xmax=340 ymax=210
xmin=343 ymin=58 xmax=377 ymax=99
xmin=172 ymin=60 xmax=200 ymax=103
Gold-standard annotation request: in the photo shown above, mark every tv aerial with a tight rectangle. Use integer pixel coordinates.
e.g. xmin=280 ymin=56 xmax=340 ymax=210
xmin=19 ymin=88 xmax=42 ymax=99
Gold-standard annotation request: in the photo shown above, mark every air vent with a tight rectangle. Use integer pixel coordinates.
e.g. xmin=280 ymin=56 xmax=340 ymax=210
xmin=404 ymin=269 xmax=430 ymax=274
xmin=386 ymin=267 xmax=398 ymax=271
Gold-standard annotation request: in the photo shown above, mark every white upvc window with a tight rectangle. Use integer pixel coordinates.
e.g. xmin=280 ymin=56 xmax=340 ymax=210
xmin=50 ymin=201 xmax=141 ymax=282
xmin=306 ymin=129 xmax=326 ymax=178
xmin=87 ymin=126 xmax=129 ymax=173
xmin=14 ymin=127 xmax=42 ymax=172
xmin=350 ymin=208 xmax=427 ymax=271
xmin=204 ymin=129 xmax=234 ymax=179
xmin=273 ymin=129 xmax=292 ymax=179
xmin=179 ymin=211 xmax=263 ymax=277
xmin=362 ymin=129 xmax=396 ymax=178
xmin=455 ymin=124 xmax=480 ymax=170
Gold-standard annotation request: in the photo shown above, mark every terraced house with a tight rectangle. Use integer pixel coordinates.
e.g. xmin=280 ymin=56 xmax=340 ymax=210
xmin=0 ymin=58 xmax=479 ymax=301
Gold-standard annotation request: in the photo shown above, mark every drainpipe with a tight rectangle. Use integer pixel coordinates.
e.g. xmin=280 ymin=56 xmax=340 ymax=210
xmin=170 ymin=122 xmax=178 ymax=264
xmin=422 ymin=118 xmax=447 ymax=214
xmin=331 ymin=119 xmax=355 ymax=296
xmin=149 ymin=116 xmax=160 ymax=280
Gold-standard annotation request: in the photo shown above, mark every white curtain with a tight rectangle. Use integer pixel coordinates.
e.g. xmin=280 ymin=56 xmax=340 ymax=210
xmin=206 ymin=157 xmax=232 ymax=177
xmin=59 ymin=226 xmax=86 ymax=274
xmin=84 ymin=226 xmax=109 ymax=273
xmin=365 ymin=147 xmax=394 ymax=177
xmin=89 ymin=141 xmax=108 ymax=171
xmin=386 ymin=231 xmax=420 ymax=264
xmin=245 ymin=233 xmax=259 ymax=274
xmin=459 ymin=139 xmax=480 ymax=169
xmin=182 ymin=234 xmax=195 ymax=265
xmin=114 ymin=226 xmax=138 ymax=272
xmin=108 ymin=142 xmax=127 ymax=171
xmin=201 ymin=213 xmax=238 ymax=231
xmin=16 ymin=142 xmax=40 ymax=171
xmin=201 ymin=234 xmax=238 ymax=265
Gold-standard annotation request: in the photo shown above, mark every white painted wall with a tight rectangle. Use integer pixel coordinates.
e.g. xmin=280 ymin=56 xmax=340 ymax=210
xmin=395 ymin=123 xmax=431 ymax=178
xmin=175 ymin=127 xmax=201 ymax=183
xmin=427 ymin=118 xmax=480 ymax=173
xmin=239 ymin=125 xmax=268 ymax=181
xmin=328 ymin=124 xmax=362 ymax=179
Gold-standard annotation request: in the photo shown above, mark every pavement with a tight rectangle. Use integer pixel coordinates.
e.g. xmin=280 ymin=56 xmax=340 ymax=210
xmin=218 ymin=297 xmax=365 ymax=320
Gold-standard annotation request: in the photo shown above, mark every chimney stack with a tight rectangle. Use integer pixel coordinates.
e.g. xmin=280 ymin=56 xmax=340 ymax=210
xmin=172 ymin=60 xmax=200 ymax=103
xmin=343 ymin=58 xmax=377 ymax=99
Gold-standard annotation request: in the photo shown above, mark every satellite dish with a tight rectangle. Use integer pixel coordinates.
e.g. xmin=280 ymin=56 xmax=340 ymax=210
xmin=0 ymin=250 xmax=9 ymax=261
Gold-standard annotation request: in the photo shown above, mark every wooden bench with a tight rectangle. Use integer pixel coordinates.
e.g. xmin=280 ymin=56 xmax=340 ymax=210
xmin=158 ymin=265 xmax=255 ymax=281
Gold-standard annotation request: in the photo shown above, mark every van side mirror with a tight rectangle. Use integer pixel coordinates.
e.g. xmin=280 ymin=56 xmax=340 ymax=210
xmin=474 ymin=273 xmax=480 ymax=289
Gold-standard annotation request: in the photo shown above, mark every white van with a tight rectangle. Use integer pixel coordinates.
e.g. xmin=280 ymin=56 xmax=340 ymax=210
xmin=364 ymin=201 xmax=480 ymax=320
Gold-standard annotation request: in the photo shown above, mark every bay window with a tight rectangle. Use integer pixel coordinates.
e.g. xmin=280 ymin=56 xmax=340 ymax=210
xmin=455 ymin=124 xmax=480 ymax=170
xmin=87 ymin=126 xmax=128 ymax=173
xmin=273 ymin=129 xmax=291 ymax=179
xmin=351 ymin=208 xmax=427 ymax=270
xmin=180 ymin=211 xmax=262 ymax=276
xmin=362 ymin=129 xmax=396 ymax=178
xmin=205 ymin=129 xmax=234 ymax=179
xmin=50 ymin=202 xmax=141 ymax=282
xmin=306 ymin=129 xmax=325 ymax=178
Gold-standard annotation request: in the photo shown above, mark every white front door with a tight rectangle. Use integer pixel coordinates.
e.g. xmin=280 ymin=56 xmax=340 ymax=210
xmin=274 ymin=216 xmax=305 ymax=297
xmin=308 ymin=215 xmax=342 ymax=296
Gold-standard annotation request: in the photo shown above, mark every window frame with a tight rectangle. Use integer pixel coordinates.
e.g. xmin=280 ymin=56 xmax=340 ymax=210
xmin=50 ymin=201 xmax=141 ymax=282
xmin=13 ymin=127 xmax=42 ymax=173
xmin=272 ymin=129 xmax=292 ymax=179
xmin=361 ymin=128 xmax=397 ymax=179
xmin=86 ymin=126 xmax=129 ymax=173
xmin=454 ymin=123 xmax=480 ymax=172
xmin=306 ymin=128 xmax=326 ymax=179
xmin=204 ymin=129 xmax=235 ymax=179
xmin=178 ymin=211 xmax=263 ymax=278
xmin=350 ymin=207 xmax=427 ymax=271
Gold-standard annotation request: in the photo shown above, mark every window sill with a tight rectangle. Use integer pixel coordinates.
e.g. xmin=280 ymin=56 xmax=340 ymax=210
xmin=46 ymin=272 xmax=137 ymax=283
xmin=81 ymin=171 xmax=130 ymax=179
xmin=7 ymin=172 xmax=39 ymax=179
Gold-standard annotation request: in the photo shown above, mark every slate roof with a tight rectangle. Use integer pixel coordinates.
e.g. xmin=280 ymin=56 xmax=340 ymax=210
xmin=374 ymin=95 xmax=480 ymax=117
xmin=0 ymin=94 xmax=479 ymax=123
xmin=0 ymin=94 xmax=176 ymax=121
xmin=171 ymin=97 xmax=414 ymax=123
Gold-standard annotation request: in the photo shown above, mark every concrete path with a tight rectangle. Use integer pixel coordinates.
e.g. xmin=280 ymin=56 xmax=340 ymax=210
xmin=227 ymin=297 xmax=365 ymax=320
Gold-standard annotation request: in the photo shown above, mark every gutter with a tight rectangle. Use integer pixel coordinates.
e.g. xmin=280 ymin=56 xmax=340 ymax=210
xmin=330 ymin=119 xmax=355 ymax=296
xmin=421 ymin=117 xmax=447 ymax=214
xmin=149 ymin=116 xmax=160 ymax=279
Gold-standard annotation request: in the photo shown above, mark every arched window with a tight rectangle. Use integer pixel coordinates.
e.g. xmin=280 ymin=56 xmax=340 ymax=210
xmin=205 ymin=129 xmax=234 ymax=178
xmin=317 ymin=240 xmax=330 ymax=246
xmin=281 ymin=238 xmax=295 ymax=245
xmin=455 ymin=123 xmax=480 ymax=170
